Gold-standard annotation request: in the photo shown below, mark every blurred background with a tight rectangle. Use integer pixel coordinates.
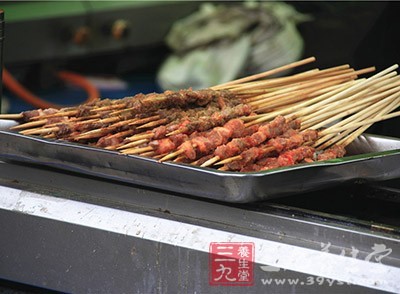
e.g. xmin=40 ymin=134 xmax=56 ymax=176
xmin=1 ymin=1 xmax=399 ymax=136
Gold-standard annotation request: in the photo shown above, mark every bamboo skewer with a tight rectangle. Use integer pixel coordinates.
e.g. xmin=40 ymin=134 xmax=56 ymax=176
xmin=136 ymin=118 xmax=169 ymax=129
xmin=0 ymin=113 xmax=24 ymax=120
xmin=119 ymin=66 xmax=392 ymax=162
xmin=2 ymin=57 xmax=400 ymax=173
xmin=226 ymin=69 xmax=322 ymax=92
xmin=301 ymin=78 xmax=400 ymax=130
xmin=320 ymin=111 xmax=400 ymax=136
xmin=120 ymin=145 xmax=154 ymax=155
xmin=10 ymin=119 xmax=49 ymax=130
xmin=320 ymin=94 xmax=400 ymax=137
xmin=129 ymin=115 xmax=161 ymax=126
xmin=116 ymin=139 xmax=149 ymax=150
xmin=335 ymin=96 xmax=399 ymax=149
xmin=235 ymin=66 xmax=357 ymax=100
xmin=205 ymin=74 xmax=400 ymax=167
xmin=158 ymin=148 xmax=187 ymax=162
xmin=2 ymin=63 xmax=364 ymax=138
xmin=242 ymin=69 xmax=355 ymax=104
xmin=20 ymin=126 xmax=60 ymax=136
xmin=243 ymin=79 xmax=364 ymax=127
xmin=123 ymin=132 xmax=154 ymax=142
xmin=249 ymin=78 xmax=353 ymax=113
xmin=316 ymin=94 xmax=400 ymax=150
xmin=211 ymin=56 xmax=317 ymax=90
xmin=223 ymin=101 xmax=400 ymax=166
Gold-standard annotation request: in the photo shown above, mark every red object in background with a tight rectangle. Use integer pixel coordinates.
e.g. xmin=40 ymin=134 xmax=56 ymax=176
xmin=2 ymin=68 xmax=100 ymax=109
xmin=209 ymin=242 xmax=254 ymax=286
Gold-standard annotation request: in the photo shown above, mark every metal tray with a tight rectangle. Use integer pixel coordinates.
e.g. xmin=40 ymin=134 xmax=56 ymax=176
xmin=1 ymin=119 xmax=400 ymax=203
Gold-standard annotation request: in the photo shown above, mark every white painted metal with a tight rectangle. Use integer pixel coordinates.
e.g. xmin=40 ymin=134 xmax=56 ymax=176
xmin=1 ymin=185 xmax=399 ymax=293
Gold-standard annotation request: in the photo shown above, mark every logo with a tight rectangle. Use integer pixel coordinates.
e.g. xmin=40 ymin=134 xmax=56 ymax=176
xmin=209 ymin=242 xmax=254 ymax=286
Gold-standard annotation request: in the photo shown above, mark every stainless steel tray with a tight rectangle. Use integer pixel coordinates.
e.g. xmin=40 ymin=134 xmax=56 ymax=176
xmin=1 ymin=119 xmax=400 ymax=202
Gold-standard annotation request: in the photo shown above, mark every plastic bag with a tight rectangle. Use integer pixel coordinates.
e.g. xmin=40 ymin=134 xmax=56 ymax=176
xmin=157 ymin=1 xmax=311 ymax=90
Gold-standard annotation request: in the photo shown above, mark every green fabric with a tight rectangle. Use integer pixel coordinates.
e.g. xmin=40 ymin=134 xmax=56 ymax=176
xmin=157 ymin=1 xmax=311 ymax=91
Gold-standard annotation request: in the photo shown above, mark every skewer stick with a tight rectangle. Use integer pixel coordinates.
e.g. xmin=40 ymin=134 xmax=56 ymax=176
xmin=235 ymin=67 xmax=354 ymax=96
xmin=140 ymin=151 xmax=156 ymax=157
xmin=313 ymin=98 xmax=395 ymax=148
xmin=316 ymin=92 xmax=400 ymax=149
xmin=43 ymin=133 xmax=56 ymax=139
xmin=309 ymin=64 xmax=351 ymax=78
xmin=200 ymin=156 xmax=223 ymax=167
xmin=324 ymin=92 xmax=400 ymax=134
xmin=247 ymin=78 xmax=343 ymax=108
xmin=241 ymin=79 xmax=360 ymax=123
xmin=317 ymin=95 xmax=400 ymax=149
xmin=217 ymin=142 xmax=315 ymax=170
xmin=153 ymin=153 xmax=169 ymax=160
xmin=10 ymin=119 xmax=48 ymax=130
xmin=320 ymin=110 xmax=400 ymax=135
xmin=230 ymin=65 xmax=362 ymax=94
xmin=293 ymin=68 xmax=394 ymax=120
xmin=243 ymin=69 xmax=354 ymax=103
xmin=213 ymin=155 xmax=242 ymax=166
xmin=227 ymin=69 xmax=321 ymax=92
xmin=159 ymin=149 xmax=185 ymax=162
xmin=93 ymin=103 xmax=126 ymax=112
xmin=137 ymin=118 xmax=169 ymax=129
xmin=244 ymin=79 xmax=361 ymax=126
xmin=116 ymin=139 xmax=149 ymax=150
xmin=73 ymin=117 xmax=142 ymax=140
xmin=20 ymin=126 xmax=60 ymax=135
xmin=211 ymin=57 xmax=317 ymax=89
xmin=0 ymin=113 xmax=24 ymax=120
xmin=101 ymin=130 xmax=137 ymax=150
xmin=211 ymin=144 xmax=284 ymax=167
xmin=124 ymin=132 xmax=154 ymax=142
xmin=72 ymin=129 xmax=110 ymax=140
xmin=166 ymin=129 xmax=184 ymax=137
xmin=302 ymin=103 xmax=368 ymax=131
xmin=211 ymin=84 xmax=399 ymax=168
xmin=121 ymin=146 xmax=153 ymax=155
xmin=29 ymin=109 xmax=78 ymax=120
xmin=70 ymin=114 xmax=101 ymax=122
xmin=295 ymin=65 xmax=395 ymax=113
xmin=8 ymin=59 xmax=400 ymax=172
xmin=107 ymin=117 xmax=140 ymax=128
xmin=251 ymin=78 xmax=352 ymax=113
xmin=302 ymin=78 xmax=400 ymax=130
xmin=129 ymin=115 xmax=161 ymax=125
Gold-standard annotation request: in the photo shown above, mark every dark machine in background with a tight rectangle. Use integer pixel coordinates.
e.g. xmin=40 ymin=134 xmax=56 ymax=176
xmin=1 ymin=0 xmax=201 ymax=96
xmin=3 ymin=1 xmax=200 ymax=72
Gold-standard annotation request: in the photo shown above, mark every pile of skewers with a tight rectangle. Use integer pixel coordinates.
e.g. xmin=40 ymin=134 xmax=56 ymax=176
xmin=1 ymin=57 xmax=400 ymax=172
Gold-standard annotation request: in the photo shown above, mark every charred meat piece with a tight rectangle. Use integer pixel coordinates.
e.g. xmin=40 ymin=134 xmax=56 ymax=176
xmin=241 ymin=146 xmax=316 ymax=172
xmin=214 ymin=116 xmax=300 ymax=160
xmin=317 ymin=144 xmax=346 ymax=161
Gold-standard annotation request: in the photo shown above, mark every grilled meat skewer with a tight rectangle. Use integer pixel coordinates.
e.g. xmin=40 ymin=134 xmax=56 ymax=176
xmin=219 ymin=129 xmax=318 ymax=171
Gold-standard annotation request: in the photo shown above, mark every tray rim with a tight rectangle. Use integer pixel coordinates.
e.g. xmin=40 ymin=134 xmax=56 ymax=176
xmin=1 ymin=130 xmax=400 ymax=176
xmin=1 ymin=129 xmax=400 ymax=203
